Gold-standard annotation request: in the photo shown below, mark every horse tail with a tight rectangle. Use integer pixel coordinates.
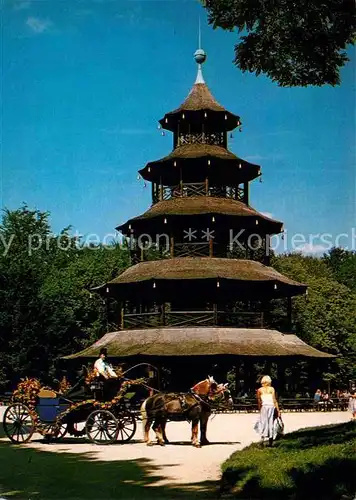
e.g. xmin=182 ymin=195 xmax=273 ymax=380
xmin=141 ymin=398 xmax=148 ymax=438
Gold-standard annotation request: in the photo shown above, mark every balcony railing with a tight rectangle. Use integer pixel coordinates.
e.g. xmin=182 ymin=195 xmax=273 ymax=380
xmin=122 ymin=310 xmax=270 ymax=330
xmin=153 ymin=183 xmax=246 ymax=203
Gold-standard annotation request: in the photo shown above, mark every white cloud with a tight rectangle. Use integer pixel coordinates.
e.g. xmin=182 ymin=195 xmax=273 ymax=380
xmin=26 ymin=16 xmax=52 ymax=34
xmin=296 ymin=243 xmax=327 ymax=255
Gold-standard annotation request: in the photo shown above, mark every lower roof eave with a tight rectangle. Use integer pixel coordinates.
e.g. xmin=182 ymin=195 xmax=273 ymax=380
xmin=62 ymin=327 xmax=334 ymax=360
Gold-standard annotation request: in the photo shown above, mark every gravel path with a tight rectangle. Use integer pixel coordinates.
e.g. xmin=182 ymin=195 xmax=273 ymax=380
xmin=0 ymin=407 xmax=350 ymax=488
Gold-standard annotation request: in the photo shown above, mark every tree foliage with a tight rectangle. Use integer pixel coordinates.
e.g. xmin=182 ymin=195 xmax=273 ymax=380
xmin=202 ymin=0 xmax=356 ymax=86
xmin=0 ymin=206 xmax=130 ymax=389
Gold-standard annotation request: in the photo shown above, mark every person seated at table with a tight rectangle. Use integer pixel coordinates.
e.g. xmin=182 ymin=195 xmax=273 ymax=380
xmin=94 ymin=348 xmax=118 ymax=380
xmin=314 ymin=389 xmax=322 ymax=403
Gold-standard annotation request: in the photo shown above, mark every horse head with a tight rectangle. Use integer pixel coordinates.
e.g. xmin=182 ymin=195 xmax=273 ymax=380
xmin=191 ymin=376 xmax=217 ymax=396
xmin=211 ymin=382 xmax=234 ymax=408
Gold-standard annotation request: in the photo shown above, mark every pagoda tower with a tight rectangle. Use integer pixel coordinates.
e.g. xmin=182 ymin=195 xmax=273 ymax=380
xmin=68 ymin=48 xmax=332 ymax=392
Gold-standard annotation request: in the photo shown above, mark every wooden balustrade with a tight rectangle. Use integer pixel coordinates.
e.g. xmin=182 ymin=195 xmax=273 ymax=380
xmin=122 ymin=310 xmax=268 ymax=330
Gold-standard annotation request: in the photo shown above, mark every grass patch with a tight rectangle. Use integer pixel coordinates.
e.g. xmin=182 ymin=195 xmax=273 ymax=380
xmin=220 ymin=422 xmax=356 ymax=499
xmin=0 ymin=423 xmax=216 ymax=499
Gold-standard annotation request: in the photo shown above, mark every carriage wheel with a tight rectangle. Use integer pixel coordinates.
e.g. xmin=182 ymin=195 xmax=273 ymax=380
xmin=3 ymin=403 xmax=35 ymax=444
xmin=41 ymin=423 xmax=68 ymax=441
xmin=116 ymin=413 xmax=136 ymax=442
xmin=85 ymin=410 xmax=118 ymax=445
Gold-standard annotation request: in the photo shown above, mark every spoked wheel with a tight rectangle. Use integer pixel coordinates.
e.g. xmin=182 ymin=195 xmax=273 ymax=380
xmin=41 ymin=423 xmax=68 ymax=441
xmin=85 ymin=410 xmax=118 ymax=445
xmin=3 ymin=403 xmax=35 ymax=444
xmin=116 ymin=413 xmax=136 ymax=443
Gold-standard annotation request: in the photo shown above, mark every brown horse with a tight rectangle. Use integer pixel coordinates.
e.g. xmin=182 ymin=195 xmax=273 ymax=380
xmin=141 ymin=376 xmax=232 ymax=447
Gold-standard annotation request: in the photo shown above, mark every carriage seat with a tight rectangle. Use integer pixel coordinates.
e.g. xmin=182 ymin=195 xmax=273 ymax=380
xmin=38 ymin=389 xmax=57 ymax=398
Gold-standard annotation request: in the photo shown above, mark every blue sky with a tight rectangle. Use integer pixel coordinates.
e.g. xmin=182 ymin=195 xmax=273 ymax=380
xmin=1 ymin=0 xmax=355 ymax=253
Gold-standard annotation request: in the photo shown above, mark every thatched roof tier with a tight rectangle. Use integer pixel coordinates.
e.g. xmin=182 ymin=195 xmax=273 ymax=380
xmin=63 ymin=328 xmax=334 ymax=359
xmin=95 ymin=258 xmax=307 ymax=299
xmin=139 ymin=144 xmax=260 ymax=184
xmin=117 ymin=197 xmax=283 ymax=235
xmin=159 ymin=83 xmax=240 ymax=132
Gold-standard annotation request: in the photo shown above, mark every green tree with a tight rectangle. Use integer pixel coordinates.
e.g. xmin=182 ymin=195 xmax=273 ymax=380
xmin=0 ymin=206 xmax=129 ymax=389
xmin=202 ymin=0 xmax=356 ymax=86
xmin=273 ymin=253 xmax=356 ymax=383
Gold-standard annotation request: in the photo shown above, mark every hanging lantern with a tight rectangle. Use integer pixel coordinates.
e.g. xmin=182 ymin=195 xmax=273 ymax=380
xmin=182 ymin=113 xmax=185 ymax=119
xmin=128 ymin=224 xmax=131 ymax=230
xmin=89 ymin=293 xmax=92 ymax=299
xmin=161 ymin=131 xmax=165 ymax=136
xmin=217 ymin=280 xmax=220 ymax=287
xmin=230 ymin=133 xmax=233 ymax=139
xmin=164 ymin=217 xmax=167 ymax=224
xmin=237 ymin=120 xmax=241 ymax=127
xmin=212 ymin=216 xmax=215 ymax=222
xmin=274 ymin=284 xmax=278 ymax=290
xmin=143 ymin=182 xmax=147 ymax=188
xmin=281 ymin=232 xmax=285 ymax=240
xmin=238 ymin=163 xmax=242 ymax=169
xmin=173 ymin=161 xmax=177 ymax=167
xmin=148 ymin=167 xmax=151 ymax=172
xmin=239 ymin=127 xmax=243 ymax=133
xmin=255 ymin=220 xmax=259 ymax=225
xmin=158 ymin=124 xmax=162 ymax=129
xmin=137 ymin=174 xmax=141 ymax=180
xmin=224 ymin=114 xmax=228 ymax=120
xmin=208 ymin=159 xmax=211 ymax=166
xmin=165 ymin=117 xmax=168 ymax=123
xmin=153 ymin=282 xmax=156 ymax=288
xmin=204 ymin=112 xmax=207 ymax=118
xmin=106 ymin=287 xmax=109 ymax=293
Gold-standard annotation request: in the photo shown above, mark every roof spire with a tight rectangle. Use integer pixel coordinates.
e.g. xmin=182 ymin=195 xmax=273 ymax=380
xmin=194 ymin=16 xmax=206 ymax=84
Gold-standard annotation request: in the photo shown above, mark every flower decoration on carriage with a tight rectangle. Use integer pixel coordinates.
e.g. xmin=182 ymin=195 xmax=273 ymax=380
xmin=58 ymin=376 xmax=72 ymax=394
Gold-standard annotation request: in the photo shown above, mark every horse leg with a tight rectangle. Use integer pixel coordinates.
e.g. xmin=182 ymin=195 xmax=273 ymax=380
xmin=152 ymin=419 xmax=165 ymax=446
xmin=161 ymin=420 xmax=169 ymax=444
xmin=191 ymin=419 xmax=200 ymax=447
xmin=199 ymin=411 xmax=210 ymax=446
xmin=141 ymin=399 xmax=154 ymax=445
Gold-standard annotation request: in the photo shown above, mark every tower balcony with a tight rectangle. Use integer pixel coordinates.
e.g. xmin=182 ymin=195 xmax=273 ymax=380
xmin=153 ymin=181 xmax=246 ymax=204
xmin=121 ymin=309 xmax=292 ymax=331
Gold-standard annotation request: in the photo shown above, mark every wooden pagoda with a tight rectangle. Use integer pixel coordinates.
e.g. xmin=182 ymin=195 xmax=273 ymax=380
xmin=67 ymin=48 xmax=332 ymax=392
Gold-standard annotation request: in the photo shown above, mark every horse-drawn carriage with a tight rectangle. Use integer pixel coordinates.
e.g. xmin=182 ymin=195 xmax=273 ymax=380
xmin=3 ymin=367 xmax=233 ymax=448
xmin=2 ymin=369 xmax=145 ymax=445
